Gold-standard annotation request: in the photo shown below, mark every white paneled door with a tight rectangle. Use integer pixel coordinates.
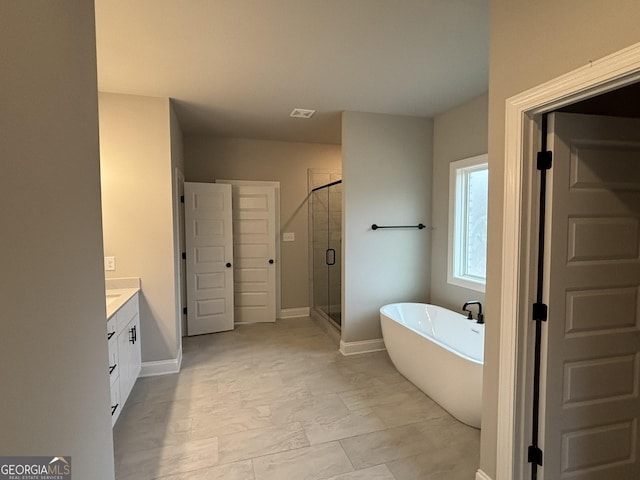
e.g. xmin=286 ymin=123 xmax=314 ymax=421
xmin=541 ymin=113 xmax=640 ymax=479
xmin=184 ymin=182 xmax=234 ymax=335
xmin=229 ymin=184 xmax=277 ymax=323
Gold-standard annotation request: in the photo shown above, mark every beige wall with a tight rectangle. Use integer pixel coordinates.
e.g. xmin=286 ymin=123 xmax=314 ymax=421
xmin=99 ymin=93 xmax=182 ymax=363
xmin=484 ymin=1 xmax=640 ymax=477
xmin=0 ymin=2 xmax=115 ymax=478
xmin=431 ymin=93 xmax=488 ymax=312
xmin=184 ymin=136 xmax=341 ymax=311
xmin=342 ymin=111 xmax=433 ymax=343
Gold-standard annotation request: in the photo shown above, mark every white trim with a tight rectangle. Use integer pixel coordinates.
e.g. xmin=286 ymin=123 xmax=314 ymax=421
xmin=216 ymin=179 xmax=280 ymax=188
xmin=497 ymin=42 xmax=640 ymax=479
xmin=278 ymin=307 xmax=310 ymax=319
xmin=447 ymin=154 xmax=488 ymax=293
xmin=140 ymin=347 xmax=182 ymax=377
xmin=476 ymin=469 xmax=493 ymax=480
xmin=174 ymin=168 xmax=186 ymax=339
xmin=339 ymin=338 xmax=386 ymax=356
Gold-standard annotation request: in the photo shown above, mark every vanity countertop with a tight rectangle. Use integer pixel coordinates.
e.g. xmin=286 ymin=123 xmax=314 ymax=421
xmin=106 ymin=288 xmax=139 ymax=319
xmin=105 ymin=277 xmax=141 ymax=320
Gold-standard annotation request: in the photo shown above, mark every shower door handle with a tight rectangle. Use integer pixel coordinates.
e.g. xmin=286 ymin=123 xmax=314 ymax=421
xmin=325 ymin=248 xmax=336 ymax=266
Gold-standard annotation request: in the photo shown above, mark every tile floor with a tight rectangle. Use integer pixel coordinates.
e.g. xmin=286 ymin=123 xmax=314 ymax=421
xmin=113 ymin=317 xmax=480 ymax=479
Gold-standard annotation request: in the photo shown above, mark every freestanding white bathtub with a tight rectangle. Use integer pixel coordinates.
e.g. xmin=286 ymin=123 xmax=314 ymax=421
xmin=380 ymin=303 xmax=484 ymax=428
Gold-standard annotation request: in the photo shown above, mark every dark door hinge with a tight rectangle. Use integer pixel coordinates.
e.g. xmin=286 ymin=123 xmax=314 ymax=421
xmin=528 ymin=445 xmax=543 ymax=466
xmin=532 ymin=302 xmax=548 ymax=321
xmin=181 ymin=252 xmax=186 ymax=260
xmin=180 ymin=195 xmax=185 ymax=203
xmin=183 ymin=307 xmax=187 ymax=315
xmin=537 ymin=151 xmax=552 ymax=170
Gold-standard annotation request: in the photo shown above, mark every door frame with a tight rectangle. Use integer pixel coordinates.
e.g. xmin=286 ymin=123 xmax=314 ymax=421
xmin=495 ymin=42 xmax=640 ymax=479
xmin=215 ymin=179 xmax=281 ymax=318
xmin=174 ymin=168 xmax=186 ymax=339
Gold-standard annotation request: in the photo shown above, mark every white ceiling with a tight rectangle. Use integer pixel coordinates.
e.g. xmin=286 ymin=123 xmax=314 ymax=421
xmin=94 ymin=0 xmax=489 ymax=145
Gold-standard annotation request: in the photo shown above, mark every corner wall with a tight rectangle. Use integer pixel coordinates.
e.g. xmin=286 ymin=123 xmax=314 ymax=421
xmin=0 ymin=3 xmax=115 ymax=478
xmin=184 ymin=136 xmax=341 ymax=310
xmin=99 ymin=93 xmax=182 ymax=364
xmin=485 ymin=1 xmax=640 ymax=477
xmin=342 ymin=111 xmax=433 ymax=344
xmin=430 ymin=93 xmax=488 ymax=312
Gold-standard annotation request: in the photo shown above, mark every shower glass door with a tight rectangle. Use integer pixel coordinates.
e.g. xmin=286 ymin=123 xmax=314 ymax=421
xmin=311 ymin=179 xmax=342 ymax=329
xmin=327 ymin=182 xmax=342 ymax=326
xmin=312 ymin=186 xmax=329 ymax=321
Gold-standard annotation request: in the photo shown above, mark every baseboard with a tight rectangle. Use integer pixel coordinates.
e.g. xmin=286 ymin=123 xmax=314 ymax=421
xmin=476 ymin=469 xmax=493 ymax=480
xmin=278 ymin=307 xmax=310 ymax=319
xmin=140 ymin=347 xmax=182 ymax=377
xmin=339 ymin=338 xmax=386 ymax=356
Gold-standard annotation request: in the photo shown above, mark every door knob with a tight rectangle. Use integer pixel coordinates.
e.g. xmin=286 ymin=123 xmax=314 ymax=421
xmin=269 ymin=259 xmax=274 ymax=264
xmin=226 ymin=262 xmax=232 ymax=268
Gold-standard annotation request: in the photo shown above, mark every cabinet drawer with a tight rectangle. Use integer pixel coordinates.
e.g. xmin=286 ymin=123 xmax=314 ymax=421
xmin=107 ymin=317 xmax=118 ymax=382
xmin=107 ymin=333 xmax=118 ymax=384
xmin=107 ymin=317 xmax=117 ymax=341
xmin=110 ymin=380 xmax=121 ymax=426
xmin=116 ymin=293 xmax=139 ymax=332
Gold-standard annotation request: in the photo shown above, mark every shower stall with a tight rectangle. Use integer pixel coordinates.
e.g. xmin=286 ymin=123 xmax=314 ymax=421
xmin=310 ymin=178 xmax=342 ymax=330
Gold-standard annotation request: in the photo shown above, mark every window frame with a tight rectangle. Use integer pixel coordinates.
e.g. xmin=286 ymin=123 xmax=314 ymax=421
xmin=447 ymin=154 xmax=488 ymax=293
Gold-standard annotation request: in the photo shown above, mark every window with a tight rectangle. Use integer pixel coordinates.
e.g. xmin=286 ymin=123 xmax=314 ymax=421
xmin=448 ymin=154 xmax=488 ymax=292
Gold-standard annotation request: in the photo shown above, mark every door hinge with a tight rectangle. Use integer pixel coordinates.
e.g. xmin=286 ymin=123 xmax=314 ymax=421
xmin=183 ymin=307 xmax=187 ymax=315
xmin=528 ymin=445 xmax=543 ymax=466
xmin=537 ymin=151 xmax=552 ymax=170
xmin=180 ymin=195 xmax=185 ymax=203
xmin=532 ymin=302 xmax=548 ymax=321
xmin=181 ymin=252 xmax=186 ymax=260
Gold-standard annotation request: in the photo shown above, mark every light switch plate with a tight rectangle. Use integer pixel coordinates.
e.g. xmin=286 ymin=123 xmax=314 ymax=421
xmin=283 ymin=232 xmax=295 ymax=242
xmin=104 ymin=256 xmax=116 ymax=271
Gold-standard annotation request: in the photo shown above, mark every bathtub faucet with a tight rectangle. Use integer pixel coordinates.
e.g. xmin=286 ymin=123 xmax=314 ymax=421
xmin=462 ymin=301 xmax=484 ymax=324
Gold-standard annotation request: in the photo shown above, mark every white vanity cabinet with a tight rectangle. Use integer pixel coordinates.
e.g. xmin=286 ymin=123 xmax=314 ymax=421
xmin=107 ymin=316 xmax=120 ymax=425
xmin=107 ymin=291 xmax=141 ymax=426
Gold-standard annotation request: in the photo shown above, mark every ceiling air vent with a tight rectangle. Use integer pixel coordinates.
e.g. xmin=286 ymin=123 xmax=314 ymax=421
xmin=290 ymin=108 xmax=316 ymax=119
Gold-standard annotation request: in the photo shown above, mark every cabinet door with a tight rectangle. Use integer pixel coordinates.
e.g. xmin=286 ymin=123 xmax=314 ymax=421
xmin=128 ymin=314 xmax=141 ymax=383
xmin=117 ymin=325 xmax=132 ymax=405
xmin=110 ymin=375 xmax=121 ymax=426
